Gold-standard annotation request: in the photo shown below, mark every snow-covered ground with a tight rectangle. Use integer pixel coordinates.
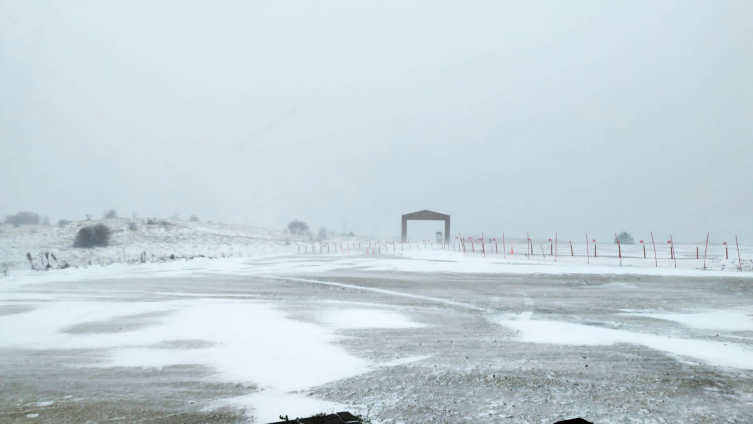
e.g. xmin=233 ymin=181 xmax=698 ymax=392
xmin=2 ymin=223 xmax=753 ymax=422
xmin=0 ymin=219 xmax=306 ymax=272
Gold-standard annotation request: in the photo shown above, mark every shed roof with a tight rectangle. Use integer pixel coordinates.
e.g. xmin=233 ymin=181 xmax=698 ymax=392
xmin=401 ymin=210 xmax=450 ymax=220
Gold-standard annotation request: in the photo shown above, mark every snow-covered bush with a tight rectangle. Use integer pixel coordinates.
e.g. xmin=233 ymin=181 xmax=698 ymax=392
xmin=615 ymin=231 xmax=635 ymax=244
xmin=74 ymin=224 xmax=112 ymax=248
xmin=5 ymin=211 xmax=40 ymax=227
xmin=287 ymin=220 xmax=309 ymax=235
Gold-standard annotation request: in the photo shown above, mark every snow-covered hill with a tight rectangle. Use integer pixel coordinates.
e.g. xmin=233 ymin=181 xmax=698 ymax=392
xmin=0 ymin=218 xmax=303 ymax=271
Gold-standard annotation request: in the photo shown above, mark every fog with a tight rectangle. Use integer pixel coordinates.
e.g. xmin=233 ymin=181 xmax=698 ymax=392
xmin=2 ymin=0 xmax=751 ymax=242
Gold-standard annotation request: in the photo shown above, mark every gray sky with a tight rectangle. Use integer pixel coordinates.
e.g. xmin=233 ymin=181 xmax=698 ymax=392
xmin=2 ymin=0 xmax=751 ymax=242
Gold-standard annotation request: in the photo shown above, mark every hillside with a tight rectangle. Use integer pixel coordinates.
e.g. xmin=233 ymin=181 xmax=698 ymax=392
xmin=0 ymin=218 xmax=303 ymax=271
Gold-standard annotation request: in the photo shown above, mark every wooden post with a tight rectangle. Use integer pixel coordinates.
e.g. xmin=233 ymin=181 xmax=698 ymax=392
xmin=651 ymin=231 xmax=657 ymax=267
xmin=696 ymin=247 xmax=699 ymax=260
xmin=586 ymin=234 xmax=589 ymax=264
xmin=555 ymin=233 xmax=557 ymax=262
xmin=570 ymin=240 xmax=574 ymax=256
xmin=481 ymin=232 xmax=486 ymax=257
xmin=725 ymin=242 xmax=728 ymax=259
xmin=703 ymin=233 xmax=709 ymax=269
xmin=615 ymin=233 xmax=622 ymax=266
xmin=670 ymin=234 xmax=677 ymax=268
xmin=736 ymin=236 xmax=742 ymax=270
xmin=643 ymin=242 xmax=646 ymax=258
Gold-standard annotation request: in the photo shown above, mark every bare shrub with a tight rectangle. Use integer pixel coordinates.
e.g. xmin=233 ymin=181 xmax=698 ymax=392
xmin=127 ymin=222 xmax=138 ymax=231
xmin=58 ymin=219 xmax=71 ymax=226
xmin=74 ymin=224 xmax=112 ymax=248
xmin=189 ymin=215 xmax=199 ymax=222
xmin=146 ymin=218 xmax=172 ymax=228
xmin=104 ymin=209 xmax=118 ymax=219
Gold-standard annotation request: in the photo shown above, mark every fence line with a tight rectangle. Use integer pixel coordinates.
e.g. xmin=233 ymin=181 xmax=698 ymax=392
xmin=296 ymin=233 xmax=752 ymax=271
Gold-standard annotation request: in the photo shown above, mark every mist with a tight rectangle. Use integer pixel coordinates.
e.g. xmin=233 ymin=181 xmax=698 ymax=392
xmin=2 ymin=0 xmax=751 ymax=242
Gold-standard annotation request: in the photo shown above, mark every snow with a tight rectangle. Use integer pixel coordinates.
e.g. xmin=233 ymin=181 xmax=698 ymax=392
xmin=0 ymin=218 xmax=302 ymax=272
xmin=97 ymin=301 xmax=371 ymax=391
xmin=620 ymin=310 xmax=753 ymax=332
xmin=272 ymin=277 xmax=490 ymax=312
xmin=1 ymin=220 xmax=750 ymax=286
xmin=211 ymin=391 xmax=346 ymax=422
xmin=319 ymin=309 xmax=427 ymax=329
xmin=495 ymin=315 xmax=753 ymax=369
xmin=2 ymin=221 xmax=753 ymax=421
xmin=0 ymin=294 xmax=429 ymax=422
xmin=0 ymin=301 xmax=175 ymax=349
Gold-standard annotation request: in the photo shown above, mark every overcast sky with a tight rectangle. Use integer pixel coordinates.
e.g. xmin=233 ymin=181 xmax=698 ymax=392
xmin=2 ymin=0 xmax=751 ymax=242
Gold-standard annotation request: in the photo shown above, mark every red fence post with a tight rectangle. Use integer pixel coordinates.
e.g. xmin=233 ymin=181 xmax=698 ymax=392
xmin=503 ymin=233 xmax=506 ymax=258
xmin=527 ymin=233 xmax=530 ymax=258
xmin=736 ymin=236 xmax=742 ymax=270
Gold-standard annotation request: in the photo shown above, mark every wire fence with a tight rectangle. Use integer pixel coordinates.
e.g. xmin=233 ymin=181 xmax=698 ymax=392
xmin=296 ymin=234 xmax=753 ymax=272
